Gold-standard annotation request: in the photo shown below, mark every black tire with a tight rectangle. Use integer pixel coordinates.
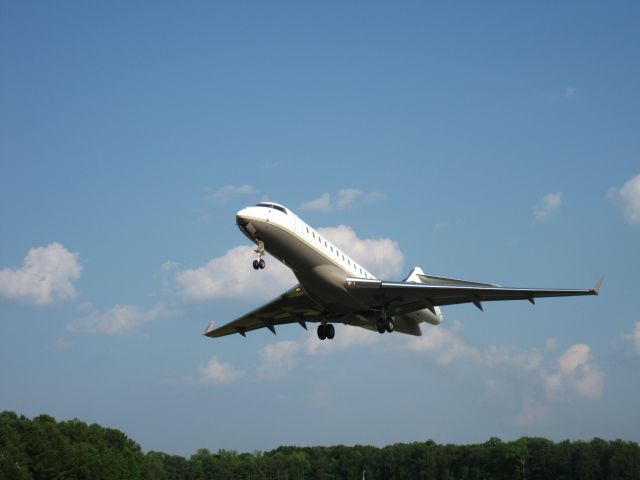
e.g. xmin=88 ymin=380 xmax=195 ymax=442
xmin=252 ymin=260 xmax=260 ymax=270
xmin=258 ymin=259 xmax=265 ymax=269
xmin=317 ymin=324 xmax=326 ymax=340
xmin=376 ymin=318 xmax=385 ymax=334
xmin=326 ymin=324 xmax=335 ymax=340
xmin=385 ymin=318 xmax=394 ymax=333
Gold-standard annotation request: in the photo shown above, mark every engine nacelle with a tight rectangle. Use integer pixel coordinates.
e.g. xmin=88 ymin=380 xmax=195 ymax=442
xmin=402 ymin=306 xmax=443 ymax=326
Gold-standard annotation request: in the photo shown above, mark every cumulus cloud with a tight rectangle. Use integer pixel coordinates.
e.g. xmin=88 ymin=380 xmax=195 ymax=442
xmin=305 ymin=325 xmax=379 ymax=355
xmin=608 ymin=173 xmax=640 ymax=226
xmin=319 ymin=225 xmax=404 ymax=279
xmin=533 ymin=192 xmax=563 ymax=221
xmin=406 ymin=321 xmax=543 ymax=370
xmin=68 ymin=304 xmax=170 ymax=335
xmin=206 ymin=184 xmax=255 ymax=203
xmin=300 ymin=192 xmax=333 ymax=212
xmin=0 ymin=242 xmax=82 ymax=306
xmin=198 ymin=356 xmax=244 ymax=386
xmin=406 ymin=322 xmax=603 ymax=426
xmin=257 ymin=341 xmax=300 ymax=379
xmin=543 ymin=344 xmax=603 ymax=399
xmin=300 ymin=188 xmax=385 ymax=212
xmin=174 ymin=246 xmax=297 ymax=301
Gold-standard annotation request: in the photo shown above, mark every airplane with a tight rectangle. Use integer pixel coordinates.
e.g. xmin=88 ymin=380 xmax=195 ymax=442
xmin=204 ymin=202 xmax=602 ymax=340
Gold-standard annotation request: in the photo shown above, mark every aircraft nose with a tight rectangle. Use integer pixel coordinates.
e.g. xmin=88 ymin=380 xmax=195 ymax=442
xmin=236 ymin=208 xmax=250 ymax=226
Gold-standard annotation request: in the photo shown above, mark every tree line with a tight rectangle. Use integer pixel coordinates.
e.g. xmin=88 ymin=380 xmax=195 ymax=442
xmin=1 ymin=411 xmax=639 ymax=479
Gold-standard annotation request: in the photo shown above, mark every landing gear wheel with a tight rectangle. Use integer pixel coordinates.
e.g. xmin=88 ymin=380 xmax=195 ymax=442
xmin=326 ymin=324 xmax=335 ymax=340
xmin=258 ymin=258 xmax=265 ymax=269
xmin=376 ymin=318 xmax=386 ymax=334
xmin=252 ymin=260 xmax=260 ymax=270
xmin=317 ymin=324 xmax=327 ymax=340
xmin=385 ymin=318 xmax=394 ymax=333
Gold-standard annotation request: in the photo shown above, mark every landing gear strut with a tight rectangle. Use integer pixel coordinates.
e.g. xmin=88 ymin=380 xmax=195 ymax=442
xmin=317 ymin=323 xmax=335 ymax=340
xmin=252 ymin=240 xmax=265 ymax=270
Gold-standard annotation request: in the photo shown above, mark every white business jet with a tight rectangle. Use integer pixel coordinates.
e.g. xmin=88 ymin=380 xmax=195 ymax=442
xmin=204 ymin=202 xmax=601 ymax=340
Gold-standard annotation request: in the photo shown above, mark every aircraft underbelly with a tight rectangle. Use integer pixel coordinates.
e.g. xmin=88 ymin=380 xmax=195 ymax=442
xmin=252 ymin=220 xmax=367 ymax=313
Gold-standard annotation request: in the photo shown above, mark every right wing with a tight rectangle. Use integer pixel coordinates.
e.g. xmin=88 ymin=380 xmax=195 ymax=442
xmin=345 ymin=276 xmax=603 ymax=314
xmin=204 ymin=284 xmax=323 ymax=338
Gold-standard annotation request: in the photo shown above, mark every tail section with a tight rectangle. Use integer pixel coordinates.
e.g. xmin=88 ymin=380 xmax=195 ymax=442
xmin=404 ymin=266 xmax=498 ymax=287
xmin=397 ymin=266 xmax=444 ymax=326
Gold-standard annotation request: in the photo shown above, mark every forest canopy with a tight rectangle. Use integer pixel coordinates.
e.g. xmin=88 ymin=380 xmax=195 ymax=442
xmin=1 ymin=411 xmax=639 ymax=479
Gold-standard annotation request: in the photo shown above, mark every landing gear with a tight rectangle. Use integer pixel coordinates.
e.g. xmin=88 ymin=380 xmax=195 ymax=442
xmin=317 ymin=323 xmax=335 ymax=340
xmin=377 ymin=316 xmax=394 ymax=334
xmin=385 ymin=318 xmax=394 ymax=333
xmin=317 ymin=324 xmax=326 ymax=340
xmin=252 ymin=241 xmax=265 ymax=269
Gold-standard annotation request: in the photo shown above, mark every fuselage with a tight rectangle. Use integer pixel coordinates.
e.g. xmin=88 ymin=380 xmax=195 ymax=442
xmin=236 ymin=202 xmax=442 ymax=325
xmin=236 ymin=202 xmax=372 ymax=313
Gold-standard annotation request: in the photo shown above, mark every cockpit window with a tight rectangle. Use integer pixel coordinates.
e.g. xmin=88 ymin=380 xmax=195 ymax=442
xmin=255 ymin=203 xmax=287 ymax=214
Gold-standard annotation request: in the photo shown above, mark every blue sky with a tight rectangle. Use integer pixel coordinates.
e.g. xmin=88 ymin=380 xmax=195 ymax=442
xmin=1 ymin=1 xmax=639 ymax=456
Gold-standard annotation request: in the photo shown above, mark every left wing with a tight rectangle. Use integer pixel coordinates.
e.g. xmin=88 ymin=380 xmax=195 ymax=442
xmin=204 ymin=284 xmax=322 ymax=338
xmin=345 ymin=276 xmax=603 ymax=314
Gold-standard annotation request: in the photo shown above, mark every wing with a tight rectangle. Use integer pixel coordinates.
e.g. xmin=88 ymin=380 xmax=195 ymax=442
xmin=345 ymin=276 xmax=603 ymax=314
xmin=204 ymin=284 xmax=323 ymax=338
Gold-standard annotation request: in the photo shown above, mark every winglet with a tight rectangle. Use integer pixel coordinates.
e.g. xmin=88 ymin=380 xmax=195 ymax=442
xmin=592 ymin=276 xmax=605 ymax=295
xmin=203 ymin=320 xmax=216 ymax=336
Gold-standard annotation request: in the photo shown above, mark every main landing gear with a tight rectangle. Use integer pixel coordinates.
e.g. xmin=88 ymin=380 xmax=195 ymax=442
xmin=317 ymin=323 xmax=335 ymax=341
xmin=252 ymin=240 xmax=265 ymax=270
xmin=376 ymin=316 xmax=394 ymax=334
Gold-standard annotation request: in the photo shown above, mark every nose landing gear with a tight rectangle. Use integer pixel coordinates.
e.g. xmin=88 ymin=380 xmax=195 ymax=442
xmin=252 ymin=240 xmax=265 ymax=270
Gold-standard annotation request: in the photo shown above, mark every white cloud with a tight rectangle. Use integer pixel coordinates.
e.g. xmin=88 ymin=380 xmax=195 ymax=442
xmin=159 ymin=261 xmax=180 ymax=290
xmin=300 ymin=188 xmax=385 ymax=212
xmin=198 ymin=356 xmax=244 ymax=386
xmin=174 ymin=246 xmax=296 ymax=301
xmin=0 ymin=242 xmax=82 ymax=306
xmin=407 ymin=321 xmax=479 ymax=365
xmin=206 ymin=184 xmax=255 ymax=203
xmin=543 ymin=344 xmax=603 ymax=399
xmin=319 ymin=225 xmax=404 ymax=278
xmin=533 ymin=192 xmax=563 ymax=221
xmin=406 ymin=323 xmax=603 ymax=427
xmin=608 ymin=173 xmax=640 ymax=226
xmin=300 ymin=192 xmax=333 ymax=212
xmin=304 ymin=324 xmax=379 ymax=355
xmin=68 ymin=304 xmax=170 ymax=335
xmin=256 ymin=341 xmax=300 ymax=379
xmin=336 ymin=188 xmax=363 ymax=209
xmin=406 ymin=321 xmax=543 ymax=370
